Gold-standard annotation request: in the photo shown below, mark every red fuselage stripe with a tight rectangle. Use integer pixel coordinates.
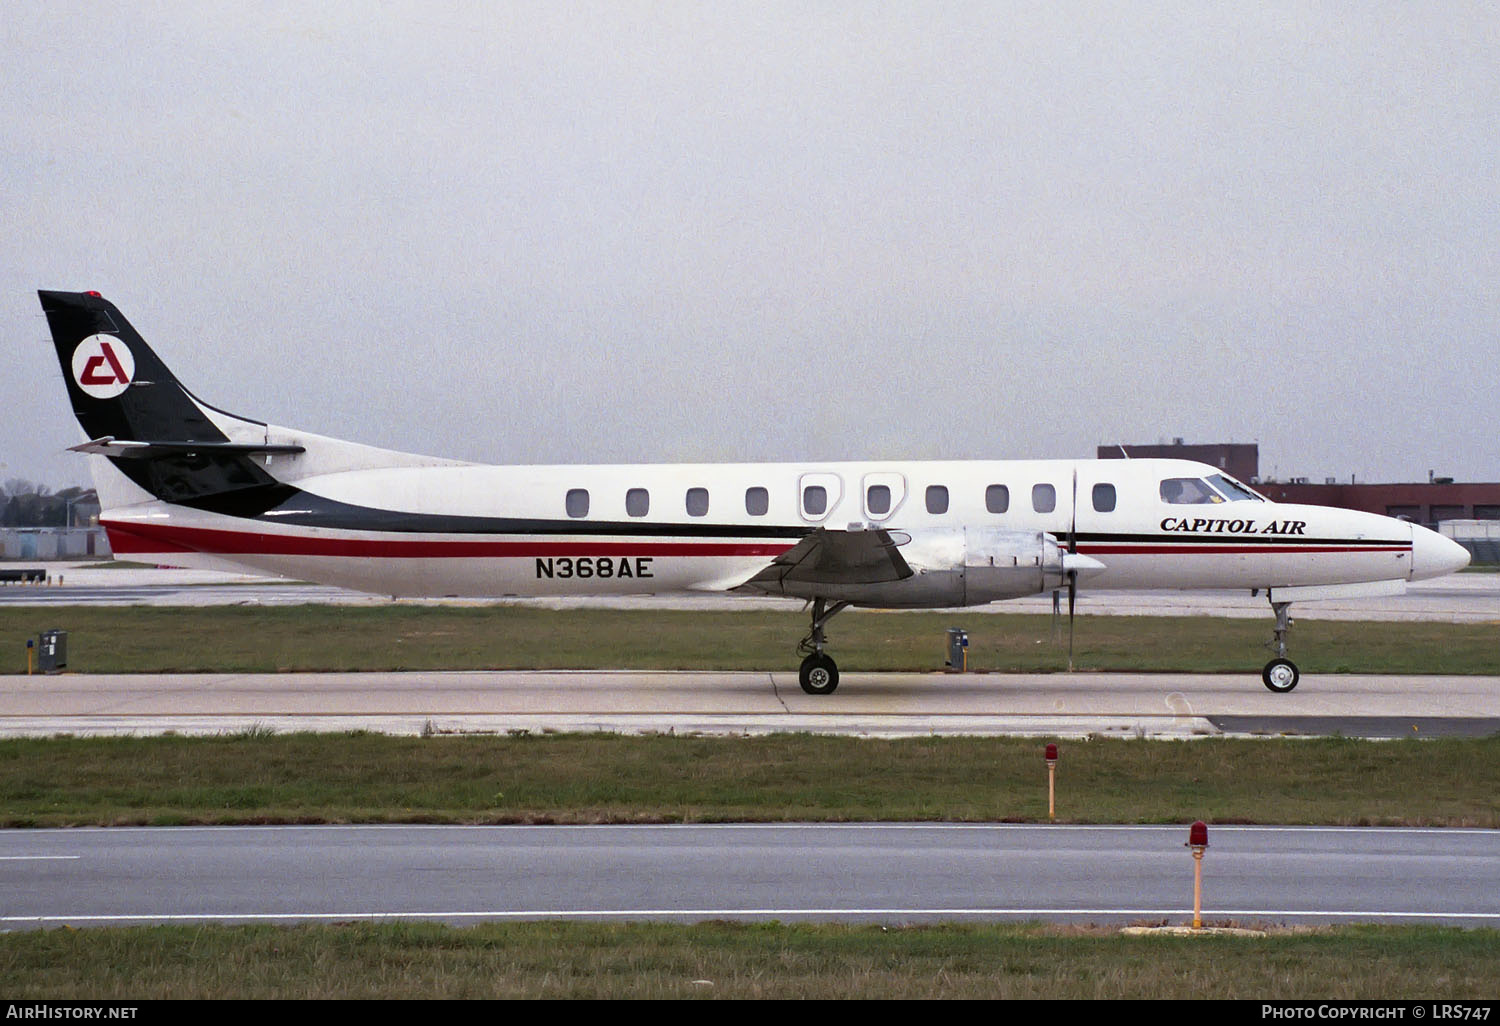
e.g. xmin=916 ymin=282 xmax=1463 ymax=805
xmin=1079 ymin=544 xmax=1411 ymax=556
xmin=103 ymin=521 xmax=796 ymax=559
xmin=103 ymin=521 xmax=1413 ymax=561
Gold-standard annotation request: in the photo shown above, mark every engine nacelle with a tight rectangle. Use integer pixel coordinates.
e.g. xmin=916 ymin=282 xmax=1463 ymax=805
xmin=958 ymin=528 xmax=1070 ymax=603
xmin=778 ymin=528 xmax=1067 ymax=608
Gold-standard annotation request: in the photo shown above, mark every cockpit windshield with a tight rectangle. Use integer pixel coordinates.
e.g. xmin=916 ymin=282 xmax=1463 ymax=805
xmin=1207 ymin=473 xmax=1266 ymax=502
xmin=1160 ymin=475 xmax=1266 ymax=504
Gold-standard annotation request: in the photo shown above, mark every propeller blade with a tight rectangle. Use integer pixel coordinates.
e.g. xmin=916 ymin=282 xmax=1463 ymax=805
xmin=1069 ymin=468 xmax=1078 ymax=554
xmin=1067 ymin=469 xmax=1079 ymax=671
xmin=1067 ymin=569 xmax=1077 ymax=671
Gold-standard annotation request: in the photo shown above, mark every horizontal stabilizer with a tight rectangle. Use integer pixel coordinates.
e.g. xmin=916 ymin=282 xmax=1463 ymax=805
xmin=69 ymin=436 xmax=306 ymax=459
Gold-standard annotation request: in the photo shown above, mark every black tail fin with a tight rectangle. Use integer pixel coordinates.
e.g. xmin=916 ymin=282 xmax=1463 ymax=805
xmin=39 ymin=289 xmax=234 ymax=445
xmin=39 ymin=290 xmax=298 ymax=509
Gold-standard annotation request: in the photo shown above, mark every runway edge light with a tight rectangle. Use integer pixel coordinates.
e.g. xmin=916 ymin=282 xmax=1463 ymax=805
xmin=1044 ymin=743 xmax=1059 ymax=821
xmin=1187 ymin=820 xmax=1209 ymax=930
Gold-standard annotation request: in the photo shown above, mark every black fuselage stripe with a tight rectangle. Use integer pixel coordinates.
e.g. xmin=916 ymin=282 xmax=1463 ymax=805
xmin=1071 ymin=533 xmax=1407 ymax=548
xmin=170 ymin=488 xmax=1409 ymax=549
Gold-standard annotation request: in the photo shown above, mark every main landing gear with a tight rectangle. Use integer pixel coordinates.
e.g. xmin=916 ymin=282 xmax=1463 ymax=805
xmin=1261 ymin=599 xmax=1300 ymax=693
xmin=797 ymin=598 xmax=851 ymax=695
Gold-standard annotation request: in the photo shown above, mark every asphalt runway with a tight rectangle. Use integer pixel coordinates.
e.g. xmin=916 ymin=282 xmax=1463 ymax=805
xmin=4 ymin=823 xmax=1497 ymax=930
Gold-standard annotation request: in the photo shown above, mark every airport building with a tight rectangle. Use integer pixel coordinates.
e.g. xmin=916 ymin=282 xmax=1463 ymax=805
xmin=0 ymin=527 xmax=111 ymax=560
xmin=0 ymin=489 xmax=110 ymax=561
xmin=1097 ymin=439 xmax=1260 ymax=484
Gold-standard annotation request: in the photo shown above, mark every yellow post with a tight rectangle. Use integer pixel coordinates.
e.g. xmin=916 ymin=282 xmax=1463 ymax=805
xmin=1192 ymin=850 xmax=1204 ymax=929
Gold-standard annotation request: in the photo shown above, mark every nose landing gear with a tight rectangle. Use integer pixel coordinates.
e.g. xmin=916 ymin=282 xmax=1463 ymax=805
xmin=1261 ymin=600 xmax=1300 ymax=693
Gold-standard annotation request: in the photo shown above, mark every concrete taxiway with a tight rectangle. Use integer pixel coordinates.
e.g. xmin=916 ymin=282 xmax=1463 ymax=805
xmin=4 ymin=668 xmax=1499 ymax=739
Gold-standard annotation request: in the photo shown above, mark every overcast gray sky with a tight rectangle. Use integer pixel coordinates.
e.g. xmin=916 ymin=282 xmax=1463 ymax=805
xmin=4 ymin=2 xmax=1496 ymax=492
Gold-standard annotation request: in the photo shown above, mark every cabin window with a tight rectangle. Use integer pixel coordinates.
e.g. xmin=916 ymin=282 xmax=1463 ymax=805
xmin=1092 ymin=483 xmax=1117 ymax=513
xmin=803 ymin=485 xmax=828 ymax=516
xmin=686 ymin=487 xmax=710 ymax=517
xmin=1032 ymin=483 xmax=1056 ymax=513
xmin=565 ymin=488 xmax=589 ymax=518
xmin=925 ymin=485 xmax=949 ymax=515
xmin=626 ymin=488 xmax=649 ymax=517
xmin=985 ymin=484 xmax=1009 ymax=514
xmin=746 ymin=486 xmax=769 ymax=516
xmin=866 ymin=484 xmax=891 ymax=516
xmin=1160 ymin=477 xmax=1222 ymax=504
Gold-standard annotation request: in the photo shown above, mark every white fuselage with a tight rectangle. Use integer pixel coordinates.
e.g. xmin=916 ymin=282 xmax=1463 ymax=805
xmin=96 ymin=450 xmax=1464 ymax=603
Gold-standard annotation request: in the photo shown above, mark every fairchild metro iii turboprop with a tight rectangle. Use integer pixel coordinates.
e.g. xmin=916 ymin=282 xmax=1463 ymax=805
xmin=40 ymin=290 xmax=1470 ymax=694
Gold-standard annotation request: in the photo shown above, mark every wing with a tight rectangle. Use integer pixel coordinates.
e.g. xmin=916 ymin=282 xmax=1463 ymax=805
xmin=739 ymin=527 xmax=913 ymax=592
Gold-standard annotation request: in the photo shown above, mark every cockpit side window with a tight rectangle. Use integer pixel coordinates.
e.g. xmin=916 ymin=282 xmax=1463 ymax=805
xmin=1160 ymin=477 xmax=1223 ymax=505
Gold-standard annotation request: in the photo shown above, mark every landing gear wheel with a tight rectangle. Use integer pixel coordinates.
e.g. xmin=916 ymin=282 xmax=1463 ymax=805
xmin=1262 ymin=658 xmax=1300 ymax=693
xmin=798 ymin=653 xmax=840 ymax=695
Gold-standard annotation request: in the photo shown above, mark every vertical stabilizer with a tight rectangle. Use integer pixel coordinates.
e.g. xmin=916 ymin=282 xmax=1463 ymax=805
xmin=38 ymin=290 xmax=244 ymax=444
xmin=38 ymin=290 xmax=284 ymax=510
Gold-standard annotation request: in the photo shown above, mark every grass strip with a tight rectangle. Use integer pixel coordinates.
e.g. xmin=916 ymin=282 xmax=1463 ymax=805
xmin=4 ymin=605 xmax=1499 ymax=674
xmin=3 ymin=732 xmax=1497 ymax=828
xmin=2 ymin=921 xmax=1496 ymax=999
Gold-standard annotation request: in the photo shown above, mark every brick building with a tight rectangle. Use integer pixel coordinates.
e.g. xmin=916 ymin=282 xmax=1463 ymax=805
xmin=1098 ymin=440 xmax=1500 ymax=531
xmin=1098 ymin=439 xmax=1259 ymax=483
xmin=1259 ymin=481 xmax=1500 ymax=530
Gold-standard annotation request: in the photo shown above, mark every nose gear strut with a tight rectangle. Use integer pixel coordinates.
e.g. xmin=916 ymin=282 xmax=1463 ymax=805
xmin=1262 ymin=599 xmax=1300 ymax=693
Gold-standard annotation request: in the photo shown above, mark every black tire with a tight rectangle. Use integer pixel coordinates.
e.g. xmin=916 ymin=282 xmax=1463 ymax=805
xmin=1262 ymin=658 xmax=1300 ymax=693
xmin=798 ymin=653 xmax=839 ymax=695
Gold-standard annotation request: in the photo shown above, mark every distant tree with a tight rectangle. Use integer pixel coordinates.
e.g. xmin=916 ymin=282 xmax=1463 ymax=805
xmin=0 ymin=482 xmax=93 ymax=527
xmin=54 ymin=486 xmax=88 ymax=526
xmin=2 ymin=492 xmax=46 ymax=527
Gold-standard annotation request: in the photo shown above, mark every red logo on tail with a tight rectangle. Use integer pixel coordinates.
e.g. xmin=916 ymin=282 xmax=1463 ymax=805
xmin=71 ymin=335 xmax=136 ymax=399
xmin=79 ymin=342 xmax=129 ymax=386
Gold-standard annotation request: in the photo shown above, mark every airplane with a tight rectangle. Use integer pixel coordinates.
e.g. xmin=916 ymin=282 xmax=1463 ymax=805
xmin=38 ymin=289 xmax=1471 ymax=694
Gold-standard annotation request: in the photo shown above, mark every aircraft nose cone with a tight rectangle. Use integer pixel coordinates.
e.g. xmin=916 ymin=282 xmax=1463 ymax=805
xmin=1410 ymin=525 xmax=1471 ymax=581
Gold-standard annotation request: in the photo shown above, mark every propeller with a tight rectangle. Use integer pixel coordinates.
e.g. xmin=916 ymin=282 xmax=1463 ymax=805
xmin=1054 ymin=470 xmax=1106 ymax=664
xmin=1066 ymin=468 xmax=1078 ymax=671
